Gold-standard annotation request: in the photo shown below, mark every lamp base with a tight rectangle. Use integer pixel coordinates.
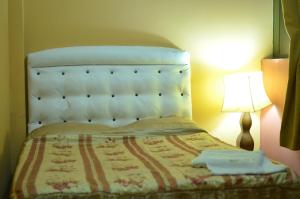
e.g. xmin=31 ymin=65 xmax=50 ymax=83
xmin=236 ymin=112 xmax=254 ymax=151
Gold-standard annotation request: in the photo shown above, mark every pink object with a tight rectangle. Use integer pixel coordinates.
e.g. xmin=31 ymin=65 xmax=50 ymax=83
xmin=261 ymin=59 xmax=300 ymax=176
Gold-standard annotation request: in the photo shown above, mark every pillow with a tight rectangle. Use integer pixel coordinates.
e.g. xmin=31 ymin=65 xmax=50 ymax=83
xmin=115 ymin=117 xmax=206 ymax=136
xmin=29 ymin=122 xmax=114 ymax=138
xmin=29 ymin=117 xmax=205 ymax=138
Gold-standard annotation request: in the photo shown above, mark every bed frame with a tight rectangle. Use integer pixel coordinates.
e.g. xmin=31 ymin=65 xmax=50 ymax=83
xmin=27 ymin=46 xmax=192 ymax=133
xmin=19 ymin=46 xmax=300 ymax=199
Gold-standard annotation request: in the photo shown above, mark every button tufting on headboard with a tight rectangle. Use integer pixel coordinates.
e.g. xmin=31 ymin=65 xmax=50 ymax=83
xmin=27 ymin=46 xmax=192 ymax=133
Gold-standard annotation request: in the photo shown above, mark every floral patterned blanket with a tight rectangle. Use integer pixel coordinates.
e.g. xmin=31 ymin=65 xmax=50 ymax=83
xmin=10 ymin=132 xmax=299 ymax=199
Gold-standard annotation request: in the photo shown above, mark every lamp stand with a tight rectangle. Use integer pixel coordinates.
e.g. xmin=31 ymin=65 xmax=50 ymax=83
xmin=236 ymin=112 xmax=254 ymax=151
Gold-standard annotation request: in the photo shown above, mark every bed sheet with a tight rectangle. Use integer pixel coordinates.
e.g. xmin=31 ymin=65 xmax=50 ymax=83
xmin=11 ymin=131 xmax=300 ymax=199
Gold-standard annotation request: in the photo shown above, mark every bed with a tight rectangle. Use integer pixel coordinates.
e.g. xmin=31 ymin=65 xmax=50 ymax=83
xmin=10 ymin=46 xmax=300 ymax=199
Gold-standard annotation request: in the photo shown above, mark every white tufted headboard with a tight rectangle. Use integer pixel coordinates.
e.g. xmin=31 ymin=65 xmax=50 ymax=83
xmin=27 ymin=46 xmax=192 ymax=133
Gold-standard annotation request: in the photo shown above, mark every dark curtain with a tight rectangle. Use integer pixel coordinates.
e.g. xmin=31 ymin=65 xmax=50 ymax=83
xmin=280 ymin=0 xmax=300 ymax=150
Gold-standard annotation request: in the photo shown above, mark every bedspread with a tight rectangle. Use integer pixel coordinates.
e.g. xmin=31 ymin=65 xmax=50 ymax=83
xmin=11 ymin=132 xmax=300 ymax=199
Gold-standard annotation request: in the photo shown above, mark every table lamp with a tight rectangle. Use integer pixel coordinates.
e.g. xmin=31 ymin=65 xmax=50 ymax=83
xmin=222 ymin=72 xmax=271 ymax=150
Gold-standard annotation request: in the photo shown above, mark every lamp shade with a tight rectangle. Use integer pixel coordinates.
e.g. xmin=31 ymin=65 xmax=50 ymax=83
xmin=222 ymin=72 xmax=271 ymax=112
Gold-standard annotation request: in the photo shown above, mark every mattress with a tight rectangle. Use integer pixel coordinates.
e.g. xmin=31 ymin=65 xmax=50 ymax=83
xmin=10 ymin=118 xmax=300 ymax=199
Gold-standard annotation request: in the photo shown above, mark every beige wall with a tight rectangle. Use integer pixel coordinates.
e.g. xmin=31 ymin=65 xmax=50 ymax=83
xmin=23 ymin=0 xmax=273 ymax=148
xmin=0 ymin=0 xmax=12 ymax=197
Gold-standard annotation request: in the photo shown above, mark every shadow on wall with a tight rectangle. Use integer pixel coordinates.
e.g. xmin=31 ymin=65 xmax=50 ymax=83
xmin=26 ymin=29 xmax=179 ymax=53
xmin=0 ymin=131 xmax=12 ymax=198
